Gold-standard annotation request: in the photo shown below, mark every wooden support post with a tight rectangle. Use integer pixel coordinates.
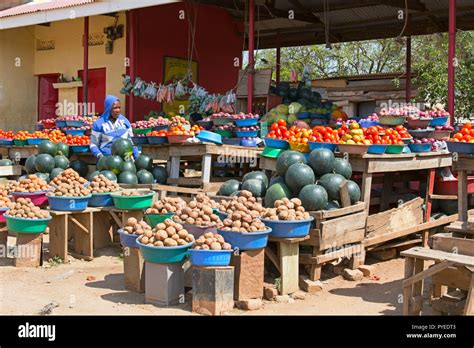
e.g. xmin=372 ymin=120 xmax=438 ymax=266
xmin=349 ymin=246 xmax=366 ymax=269
xmin=14 ymin=232 xmax=43 ymax=267
xmin=192 ymin=266 xmax=234 ymax=315
xmin=309 ymin=249 xmax=323 ymax=281
xmin=145 ymin=261 xmax=184 ymax=306
xmin=361 ymin=172 xmax=373 ymax=213
xmin=201 ymin=154 xmax=212 ymax=184
xmin=339 ymin=181 xmax=351 ymax=208
xmin=380 ymin=173 xmax=394 ymax=211
xmin=70 ymin=212 xmax=93 ymax=260
xmin=0 ymin=225 xmax=7 ymax=258
xmin=93 ymin=211 xmax=113 ymax=249
xmin=279 ymin=242 xmax=299 ymax=295
xmin=412 ymin=258 xmax=425 ymax=315
xmin=123 ymin=246 xmax=145 ymax=293
xmin=230 ymin=249 xmax=264 ymax=300
xmin=464 ymin=274 xmax=474 ymax=315
xmin=403 ymin=256 xmax=415 ymax=315
xmin=48 ymin=214 xmax=68 ymax=260
xmin=458 ymin=170 xmax=468 ymax=223
xmin=169 ymin=156 xmax=180 ymax=186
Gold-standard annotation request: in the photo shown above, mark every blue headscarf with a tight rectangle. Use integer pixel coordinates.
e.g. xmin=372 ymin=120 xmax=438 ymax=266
xmin=101 ymin=95 xmax=121 ymax=121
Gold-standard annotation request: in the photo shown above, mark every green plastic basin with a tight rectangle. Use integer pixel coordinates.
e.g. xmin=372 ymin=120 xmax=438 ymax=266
xmin=5 ymin=215 xmax=51 ymax=233
xmin=144 ymin=213 xmax=175 ymax=226
xmin=261 ymin=147 xmax=285 ymax=158
xmin=386 ymin=144 xmax=405 ymax=154
xmin=111 ymin=191 xmax=155 ymax=210
xmin=137 ymin=240 xmax=193 ymax=263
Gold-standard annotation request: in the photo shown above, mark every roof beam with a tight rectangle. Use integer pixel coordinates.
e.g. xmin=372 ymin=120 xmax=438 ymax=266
xmin=295 ymin=0 xmax=427 ymax=13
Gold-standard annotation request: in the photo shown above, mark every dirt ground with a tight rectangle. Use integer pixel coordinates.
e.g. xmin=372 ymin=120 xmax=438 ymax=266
xmin=0 ymin=234 xmax=433 ymax=316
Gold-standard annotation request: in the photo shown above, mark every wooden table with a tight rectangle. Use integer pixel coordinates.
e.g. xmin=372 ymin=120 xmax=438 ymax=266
xmin=0 ymin=145 xmax=97 ymax=165
xmin=142 ymin=143 xmax=263 ymax=190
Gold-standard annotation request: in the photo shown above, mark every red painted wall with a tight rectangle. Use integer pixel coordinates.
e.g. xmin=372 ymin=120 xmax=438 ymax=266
xmin=129 ymin=2 xmax=243 ymax=120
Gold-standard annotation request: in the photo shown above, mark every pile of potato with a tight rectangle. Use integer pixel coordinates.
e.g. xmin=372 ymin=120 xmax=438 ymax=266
xmin=195 ymin=193 xmax=219 ymax=209
xmin=145 ymin=197 xmax=186 ymax=214
xmin=5 ymin=197 xmax=50 ymax=219
xmin=49 ymin=181 xmax=91 ymax=197
xmin=220 ymin=211 xmax=267 ymax=233
xmin=262 ymin=198 xmax=311 ymax=221
xmin=137 ymin=218 xmax=195 ymax=247
xmin=218 ymin=190 xmax=265 ymax=218
xmin=51 ymin=168 xmax=87 ymax=186
xmin=119 ymin=190 xmax=151 ymax=197
xmin=123 ymin=217 xmax=152 ymax=235
xmin=10 ymin=175 xmax=50 ymax=193
xmin=173 ymin=200 xmax=221 ymax=227
xmin=0 ymin=185 xmax=13 ymax=209
xmin=90 ymin=175 xmax=121 ymax=193
xmin=192 ymin=232 xmax=231 ymax=250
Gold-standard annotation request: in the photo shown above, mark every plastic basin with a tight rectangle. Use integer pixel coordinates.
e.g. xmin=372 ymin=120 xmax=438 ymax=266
xmin=261 ymin=147 xmax=284 ymax=158
xmin=47 ymin=195 xmax=91 ymax=211
xmin=297 ymin=112 xmax=311 ymax=119
xmin=432 ymin=130 xmax=451 ymax=140
xmin=133 ymin=127 xmax=152 ymax=135
xmin=311 ymin=113 xmax=329 ymax=120
xmin=359 ymin=120 xmax=380 ymax=128
xmin=265 ymin=138 xmax=289 ymax=149
xmin=260 ymin=218 xmax=313 ymax=238
xmin=147 ymin=136 xmax=168 ymax=144
xmin=446 ymin=141 xmax=474 ymax=155
xmin=337 ymin=144 xmax=369 ymax=155
xmin=118 ymin=229 xmax=139 ymax=248
xmin=167 ymin=135 xmax=190 ymax=144
xmin=27 ymin=138 xmax=48 ymax=145
xmin=408 ymin=128 xmax=434 ymax=139
xmin=435 ymin=177 xmax=474 ymax=195
xmin=406 ymin=118 xmax=432 ymax=129
xmin=367 ymin=144 xmax=387 ymax=154
xmin=153 ymin=125 xmax=169 ymax=131
xmin=212 ymin=117 xmax=234 ymax=126
xmin=213 ymin=129 xmax=234 ymax=138
xmin=289 ymin=142 xmax=310 ymax=153
xmin=310 ymin=119 xmax=328 ymax=126
xmin=401 ymin=137 xmax=413 ymax=144
xmin=189 ymin=249 xmax=232 ymax=267
xmin=137 ymin=240 xmax=193 ymax=264
xmin=385 ymin=144 xmax=405 ymax=154
xmin=378 ymin=115 xmax=406 ymax=126
xmin=240 ymin=140 xmax=256 ymax=147
xmin=430 ymin=117 xmax=448 ymax=126
xmin=12 ymin=191 xmax=50 ymax=206
xmin=111 ymin=191 xmax=154 ymax=210
xmin=216 ymin=210 xmax=228 ymax=221
xmin=181 ymin=223 xmax=217 ymax=239
xmin=66 ymin=120 xmax=84 ymax=128
xmin=144 ymin=213 xmax=175 ymax=226
xmin=235 ymin=130 xmax=258 ymax=138
xmin=197 ymin=130 xmax=222 ymax=145
xmin=64 ymin=129 xmax=86 ymax=136
xmin=55 ymin=120 xmax=67 ymax=128
xmin=132 ymin=136 xmax=148 ymax=145
xmin=5 ymin=215 xmax=51 ymax=234
xmin=0 ymin=139 xmax=14 ymax=146
xmin=222 ymin=138 xmax=241 ymax=146
xmin=408 ymin=143 xmax=431 ymax=153
xmin=235 ymin=118 xmax=258 ymax=127
xmin=197 ymin=120 xmax=213 ymax=130
xmin=14 ymin=139 xmax=27 ymax=146
xmin=0 ymin=207 xmax=10 ymax=223
xmin=217 ymin=228 xmax=271 ymax=251
xmin=89 ymin=192 xmax=115 ymax=207
xmin=70 ymin=145 xmax=89 ymax=153
xmin=309 ymin=141 xmax=337 ymax=152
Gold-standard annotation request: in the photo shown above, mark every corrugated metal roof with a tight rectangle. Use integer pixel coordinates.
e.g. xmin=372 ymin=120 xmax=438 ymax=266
xmin=0 ymin=0 xmax=94 ymax=18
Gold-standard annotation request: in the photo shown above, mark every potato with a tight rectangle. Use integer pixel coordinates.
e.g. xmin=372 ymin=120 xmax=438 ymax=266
xmin=171 ymin=234 xmax=180 ymax=241
xmin=205 ymin=238 xmax=214 ymax=246
xmin=144 ymin=230 xmax=153 ymax=238
xmin=210 ymin=242 xmax=222 ymax=250
xmin=140 ymin=236 xmax=149 ymax=244
xmin=222 ymin=243 xmax=232 ymax=250
xmin=185 ymin=217 xmax=195 ymax=225
xmin=177 ymin=239 xmax=188 ymax=246
xmin=185 ymin=234 xmax=195 ymax=243
xmin=201 ymin=244 xmax=210 ymax=250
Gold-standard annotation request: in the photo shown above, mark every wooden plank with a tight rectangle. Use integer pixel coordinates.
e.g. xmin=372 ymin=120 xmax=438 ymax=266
xmin=69 ymin=216 xmax=88 ymax=234
xmin=444 ymin=221 xmax=474 ymax=235
xmin=372 ymin=238 xmax=422 ymax=251
xmin=280 ymin=242 xmax=299 ymax=295
xmin=339 ymin=181 xmax=351 ymax=208
xmin=403 ymin=260 xmax=453 ymax=287
xmin=154 ymin=184 xmax=203 ymax=194
xmin=0 ymin=165 xmax=21 ymax=176
xmin=464 ymin=275 xmax=474 ymax=315
xmin=299 ymin=245 xmax=363 ymax=264
xmin=432 ymin=233 xmax=474 ymax=256
xmin=364 ymin=155 xmax=452 ymax=173
xmin=366 ymin=198 xmax=423 ymax=238
xmin=71 ymin=212 xmax=93 ymax=259
xmin=430 ymin=194 xmax=458 ymax=200
xmin=167 ymin=177 xmax=203 ymax=186
xmin=259 ymin=156 xmax=276 ymax=172
xmin=168 ymin=144 xmax=207 ymax=157
xmin=48 ymin=214 xmax=68 ymax=260
xmin=432 ymin=266 xmax=473 ymax=291
xmin=458 ymin=170 xmax=469 ymax=222
xmin=93 ymin=211 xmax=113 ymax=249
xmin=309 ymin=201 xmax=365 ymax=220
xmin=401 ymin=247 xmax=474 ymax=268
xmin=269 ymin=235 xmax=309 ymax=244
xmin=320 ymin=222 xmax=366 ymax=250
xmin=264 ymin=247 xmax=281 ymax=273
xmin=403 ymin=257 xmax=415 ymax=315
xmin=361 ymin=172 xmax=372 ymax=210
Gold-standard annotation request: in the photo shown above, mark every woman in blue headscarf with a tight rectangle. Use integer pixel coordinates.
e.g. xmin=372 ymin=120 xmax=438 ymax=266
xmin=90 ymin=95 xmax=139 ymax=159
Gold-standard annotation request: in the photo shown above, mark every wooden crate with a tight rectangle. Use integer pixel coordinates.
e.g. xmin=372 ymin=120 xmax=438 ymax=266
xmin=299 ymin=202 xmax=367 ymax=280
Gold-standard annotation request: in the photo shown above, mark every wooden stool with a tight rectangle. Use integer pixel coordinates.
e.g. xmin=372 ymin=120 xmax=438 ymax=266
xmin=230 ymin=248 xmax=264 ymax=300
xmin=192 ymin=266 xmax=234 ymax=315
xmin=266 ymin=236 xmax=308 ymax=295
xmin=14 ymin=232 xmax=43 ymax=267
xmin=401 ymin=246 xmax=474 ymax=315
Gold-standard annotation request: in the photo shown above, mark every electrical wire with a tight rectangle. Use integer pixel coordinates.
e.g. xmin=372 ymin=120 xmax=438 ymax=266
xmin=396 ymin=0 xmax=409 ymax=38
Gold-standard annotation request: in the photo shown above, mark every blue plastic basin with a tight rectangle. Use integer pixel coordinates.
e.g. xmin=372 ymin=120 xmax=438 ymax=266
xmin=446 ymin=141 xmax=474 ymax=155
xmin=430 ymin=117 xmax=448 ymax=126
xmin=265 ymin=138 xmax=289 ymax=149
xmin=222 ymin=138 xmax=241 ymax=146
xmin=260 ymin=218 xmax=314 ymax=238
xmin=297 ymin=112 xmax=311 ymax=119
xmin=153 ymin=125 xmax=169 ymax=131
xmin=70 ymin=145 xmax=89 ymax=153
xmin=217 ymin=228 xmax=271 ymax=250
xmin=0 ymin=139 xmax=14 ymax=146
xmin=66 ymin=120 xmax=85 ymax=127
xmin=137 ymin=240 xmax=193 ymax=263
xmin=118 ymin=229 xmax=139 ymax=248
xmin=89 ymin=192 xmax=114 ymax=207
xmin=189 ymin=249 xmax=232 ymax=266
xmin=235 ymin=118 xmax=258 ymax=127
xmin=64 ymin=129 xmax=85 ymax=136
xmin=216 ymin=210 xmax=228 ymax=221
xmin=235 ymin=130 xmax=258 ymax=138
xmin=147 ymin=136 xmax=168 ymax=144
xmin=359 ymin=120 xmax=380 ymax=128
xmin=196 ymin=130 xmax=223 ymax=145
xmin=408 ymin=143 xmax=432 ymax=153
xmin=309 ymin=142 xmax=337 ymax=151
xmin=55 ymin=120 xmax=67 ymax=128
xmin=367 ymin=144 xmax=387 ymax=154
xmin=240 ymin=139 xmax=257 ymax=147
xmin=47 ymin=195 xmax=91 ymax=211
xmin=132 ymin=136 xmax=148 ymax=145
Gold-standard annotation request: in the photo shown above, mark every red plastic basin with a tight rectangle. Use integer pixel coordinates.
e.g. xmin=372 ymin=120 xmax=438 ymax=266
xmin=434 ymin=177 xmax=474 ymax=195
xmin=11 ymin=191 xmax=50 ymax=206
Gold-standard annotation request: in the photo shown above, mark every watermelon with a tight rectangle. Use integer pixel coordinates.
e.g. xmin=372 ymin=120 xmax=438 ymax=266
xmin=318 ymin=173 xmax=347 ymax=201
xmin=242 ymin=179 xmax=266 ymax=198
xmin=25 ymin=155 xmax=37 ymax=174
xmin=264 ymin=182 xmax=292 ymax=207
xmin=242 ymin=171 xmax=269 ymax=188
xmin=56 ymin=142 xmax=69 ymax=157
xmin=50 ymin=168 xmax=64 ymax=180
xmin=112 ymin=138 xmax=133 ymax=159
xmin=332 ymin=158 xmax=352 ymax=179
xmin=38 ymin=140 xmax=58 ymax=156
xmin=324 ymin=200 xmax=340 ymax=211
xmin=152 ymin=166 xmax=168 ymax=184
xmin=347 ymin=180 xmax=361 ymax=204
xmin=34 ymin=154 xmax=55 ymax=173
xmin=269 ymin=176 xmax=286 ymax=188
xmin=36 ymin=172 xmax=50 ymax=183
xmin=137 ymin=170 xmax=154 ymax=184
xmin=230 ymin=190 xmax=242 ymax=197
xmin=0 ymin=159 xmax=12 ymax=166
xmin=439 ymin=200 xmax=458 ymax=215
xmin=308 ymin=148 xmax=335 ymax=176
xmin=97 ymin=155 xmax=108 ymax=171
xmin=54 ymin=155 xmax=69 ymax=169
xmin=18 ymin=175 xmax=28 ymax=181
xmin=105 ymin=155 xmax=123 ymax=175
xmin=88 ymin=170 xmax=101 ymax=181
xmin=299 ymin=184 xmax=328 ymax=211
xmin=118 ymin=171 xmax=138 ymax=184
xmin=70 ymin=159 xmax=89 ymax=178
xmin=218 ymin=179 xmax=241 ymax=196
xmin=121 ymin=161 xmax=136 ymax=173
xmin=100 ymin=170 xmax=117 ymax=182
xmin=135 ymin=155 xmax=153 ymax=171
xmin=276 ymin=151 xmax=306 ymax=176
xmin=285 ymin=163 xmax=315 ymax=194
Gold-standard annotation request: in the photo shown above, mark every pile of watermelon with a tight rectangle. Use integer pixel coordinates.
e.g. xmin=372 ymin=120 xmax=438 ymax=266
xmin=23 ymin=140 xmax=71 ymax=182
xmin=217 ymin=171 xmax=269 ymax=198
xmin=265 ymin=149 xmax=361 ymax=211
xmin=92 ymin=138 xmax=168 ymax=185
